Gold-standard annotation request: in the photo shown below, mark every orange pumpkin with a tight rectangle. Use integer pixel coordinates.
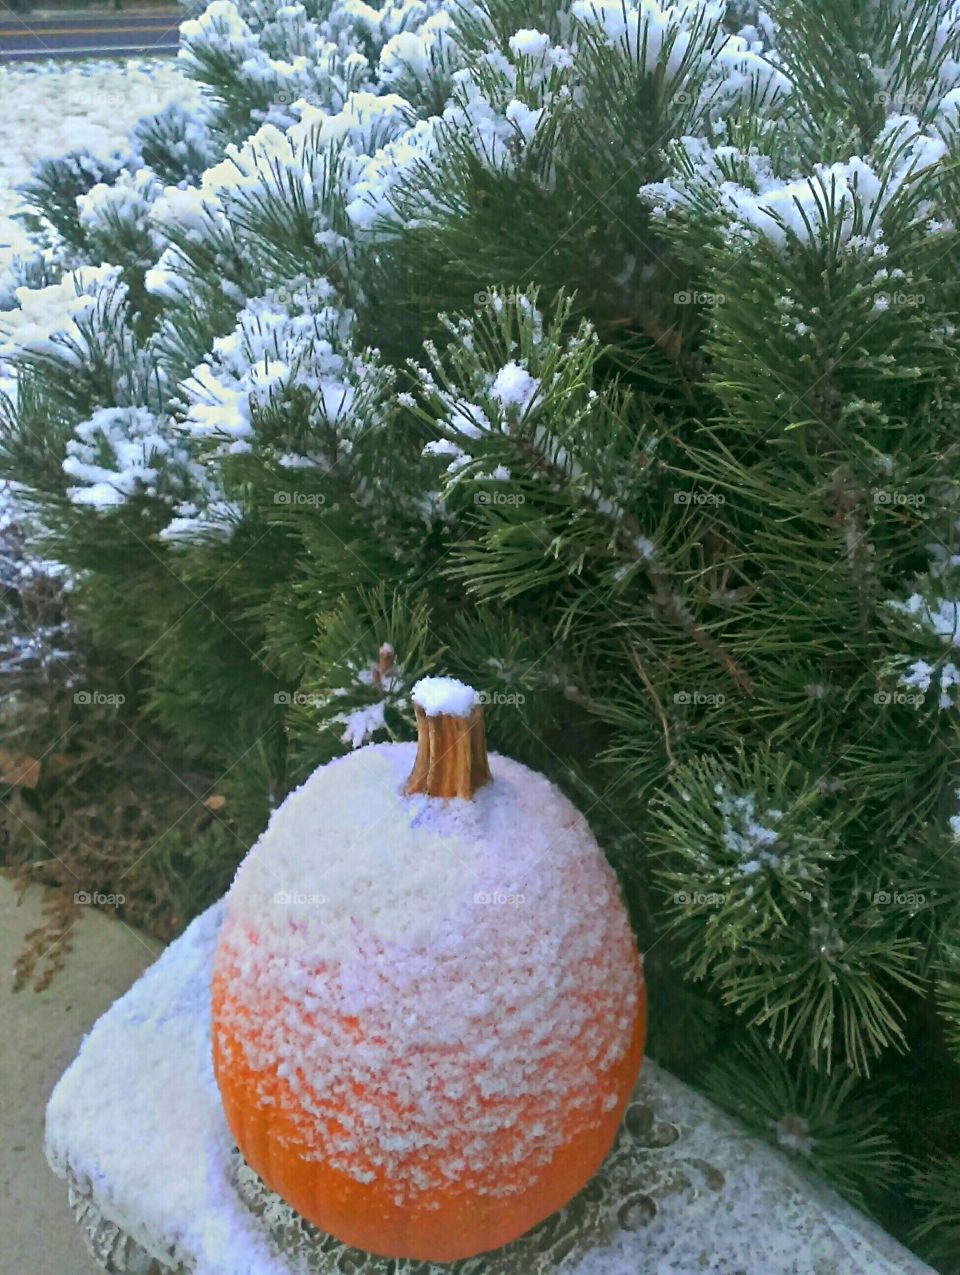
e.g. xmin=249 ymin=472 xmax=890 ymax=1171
xmin=211 ymin=677 xmax=645 ymax=1261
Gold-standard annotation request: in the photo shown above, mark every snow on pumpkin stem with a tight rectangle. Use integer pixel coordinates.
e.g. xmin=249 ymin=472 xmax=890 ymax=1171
xmin=405 ymin=677 xmax=492 ymax=800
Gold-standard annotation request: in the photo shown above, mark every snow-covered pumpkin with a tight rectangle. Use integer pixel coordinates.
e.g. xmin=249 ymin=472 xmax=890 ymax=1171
xmin=210 ymin=677 xmax=645 ymax=1261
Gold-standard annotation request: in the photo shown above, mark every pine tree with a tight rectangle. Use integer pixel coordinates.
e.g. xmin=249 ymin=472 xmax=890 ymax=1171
xmin=3 ymin=0 xmax=960 ymax=1263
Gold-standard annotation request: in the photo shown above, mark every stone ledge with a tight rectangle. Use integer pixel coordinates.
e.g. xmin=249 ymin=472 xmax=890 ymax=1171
xmin=46 ymin=903 xmax=932 ymax=1275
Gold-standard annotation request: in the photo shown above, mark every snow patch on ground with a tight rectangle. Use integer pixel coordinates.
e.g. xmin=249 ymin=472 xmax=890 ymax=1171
xmin=0 ymin=57 xmax=194 ymax=278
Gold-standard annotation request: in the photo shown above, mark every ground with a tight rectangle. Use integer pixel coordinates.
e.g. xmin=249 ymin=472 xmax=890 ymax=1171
xmin=0 ymin=876 xmax=160 ymax=1275
xmin=0 ymin=52 xmax=184 ymax=1274
xmin=0 ymin=56 xmax=192 ymax=278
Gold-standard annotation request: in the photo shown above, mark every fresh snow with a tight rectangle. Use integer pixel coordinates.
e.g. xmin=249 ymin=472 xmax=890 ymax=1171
xmin=891 ymin=592 xmax=960 ymax=708
xmin=77 ymin=166 xmax=165 ymax=253
xmin=0 ymin=58 xmax=193 ymax=280
xmin=46 ymin=895 xmax=930 ymax=1274
xmin=331 ymin=698 xmax=388 ymax=747
xmin=892 ymin=593 xmax=960 ymax=645
xmin=0 ymin=264 xmax=121 ymax=362
xmin=45 ymin=903 xmax=293 ymax=1275
xmin=508 ymin=28 xmax=552 ymax=59
xmin=410 ymin=673 xmax=477 ymax=716
xmin=717 ymin=789 xmax=783 ymax=875
xmin=641 ymin=116 xmax=952 ymax=251
xmin=0 ymin=58 xmax=193 ymax=402
xmin=380 ymin=12 xmax=456 ymax=88
xmin=570 ymin=0 xmax=790 ymax=101
xmin=63 ymin=405 xmax=193 ymax=510
xmin=213 ymin=742 xmax=640 ymax=1204
xmin=490 ymin=360 xmax=541 ymax=414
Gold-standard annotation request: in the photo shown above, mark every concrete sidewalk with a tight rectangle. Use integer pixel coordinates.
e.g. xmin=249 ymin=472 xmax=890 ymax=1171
xmin=0 ymin=877 xmax=162 ymax=1275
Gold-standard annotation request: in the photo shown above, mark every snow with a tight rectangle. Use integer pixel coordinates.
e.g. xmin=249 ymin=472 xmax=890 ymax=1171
xmin=642 ymin=115 xmax=949 ymax=252
xmin=45 ymin=903 xmax=293 ymax=1275
xmin=76 ymin=167 xmax=164 ymax=251
xmin=310 ymin=90 xmax=412 ymax=153
xmin=0 ymin=58 xmax=192 ymax=280
xmin=63 ymin=406 xmax=192 ymax=510
xmin=438 ymin=394 xmax=492 ymax=438
xmin=148 ymin=184 xmax=213 ymax=243
xmin=892 ymin=593 xmax=960 ymax=644
xmin=213 ymin=741 xmax=641 ymax=1205
xmin=0 ymin=264 xmax=121 ymax=362
xmin=0 ymin=58 xmax=193 ymax=400
xmin=509 ymin=29 xmax=552 ymax=59
xmin=159 ymin=499 xmax=241 ymax=543
xmin=380 ymin=12 xmax=457 ymax=87
xmin=571 ymin=0 xmax=692 ymax=69
xmin=411 ymin=673 xmax=476 ymax=716
xmin=177 ymin=278 xmax=363 ymax=457
xmin=45 ymin=901 xmax=926 ymax=1273
xmin=893 ymin=587 xmax=960 ymax=708
xmin=332 ymin=699 xmax=388 ymax=746
xmin=416 ymin=299 xmax=659 ymax=561
xmin=504 ymin=97 xmax=544 ymax=141
xmin=179 ymin=0 xmax=252 ymax=46
xmin=717 ymin=789 xmax=783 ymax=875
xmin=490 ymin=360 xmax=541 ymax=413
xmin=345 ymin=114 xmax=439 ymax=229
xmin=570 ymin=0 xmax=789 ymax=103
xmin=422 ymin=437 xmax=462 ymax=456
xmin=901 ymin=658 xmax=960 ymax=709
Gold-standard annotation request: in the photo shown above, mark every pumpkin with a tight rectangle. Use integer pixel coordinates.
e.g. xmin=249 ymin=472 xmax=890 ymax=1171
xmin=211 ymin=676 xmax=645 ymax=1261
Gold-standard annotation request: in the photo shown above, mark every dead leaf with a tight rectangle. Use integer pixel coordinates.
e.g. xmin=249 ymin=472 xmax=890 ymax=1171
xmin=0 ymin=749 xmax=40 ymax=789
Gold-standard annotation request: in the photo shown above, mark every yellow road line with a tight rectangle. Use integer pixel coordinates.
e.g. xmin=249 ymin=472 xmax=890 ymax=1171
xmin=0 ymin=24 xmax=174 ymax=38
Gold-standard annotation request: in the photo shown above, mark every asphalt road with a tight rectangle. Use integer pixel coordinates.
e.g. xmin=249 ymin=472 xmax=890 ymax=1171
xmin=0 ymin=8 xmax=179 ymax=60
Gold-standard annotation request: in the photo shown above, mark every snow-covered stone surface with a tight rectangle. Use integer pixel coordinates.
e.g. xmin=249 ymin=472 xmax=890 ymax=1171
xmin=0 ymin=58 xmax=193 ymax=277
xmin=46 ymin=901 xmax=932 ymax=1275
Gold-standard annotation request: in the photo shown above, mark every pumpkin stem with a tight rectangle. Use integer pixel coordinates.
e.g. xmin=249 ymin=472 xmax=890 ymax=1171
xmin=405 ymin=678 xmax=492 ymax=800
